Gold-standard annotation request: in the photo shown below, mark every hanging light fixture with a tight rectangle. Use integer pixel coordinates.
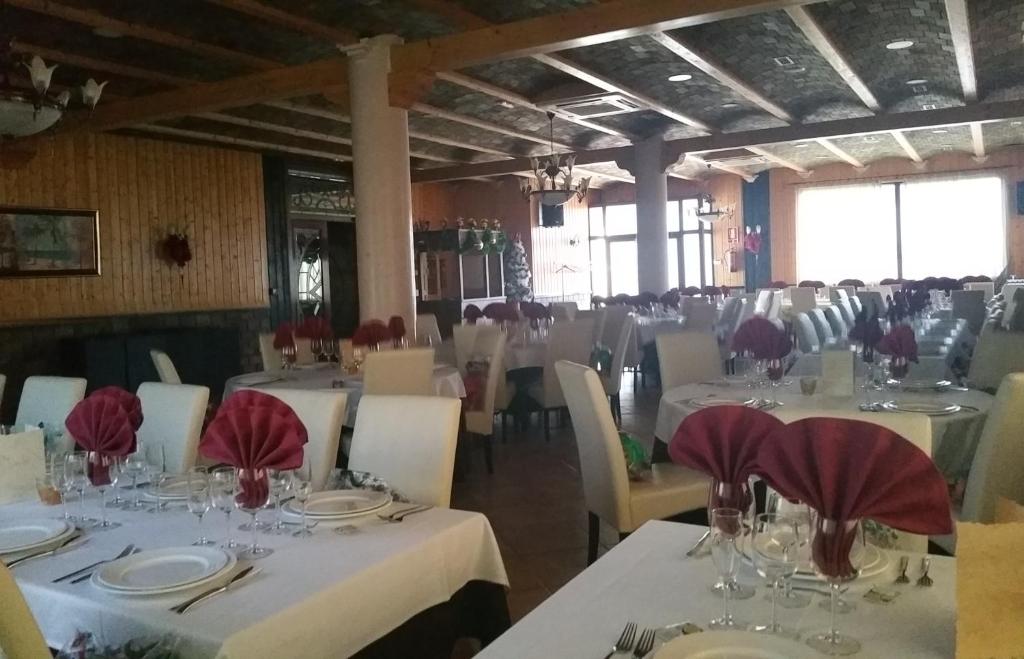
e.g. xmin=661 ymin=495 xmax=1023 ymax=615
xmin=519 ymin=111 xmax=590 ymax=207
xmin=0 ymin=37 xmax=107 ymax=140
xmin=695 ymin=192 xmax=730 ymax=224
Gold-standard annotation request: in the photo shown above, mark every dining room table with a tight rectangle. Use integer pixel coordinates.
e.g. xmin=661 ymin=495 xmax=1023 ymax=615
xmin=2 ymin=493 xmax=509 ymax=658
xmin=479 ymin=521 xmax=956 ymax=658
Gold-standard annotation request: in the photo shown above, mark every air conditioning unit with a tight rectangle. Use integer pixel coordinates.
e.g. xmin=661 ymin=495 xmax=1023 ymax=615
xmin=703 ymin=154 xmax=769 ymax=168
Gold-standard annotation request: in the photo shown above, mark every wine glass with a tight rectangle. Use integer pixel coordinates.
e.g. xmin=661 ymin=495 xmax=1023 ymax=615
xmin=145 ymin=443 xmax=168 ymax=512
xmin=65 ymin=453 xmax=93 ymax=527
xmin=87 ymin=453 xmax=121 ymax=530
xmin=268 ymin=469 xmax=291 ymax=535
xmin=708 ymin=480 xmax=755 ymax=600
xmin=123 ymin=443 xmax=148 ymax=509
xmin=709 ymin=508 xmax=746 ymax=630
xmin=766 ymin=359 xmax=784 ymax=407
xmin=750 ymin=513 xmax=800 ymax=638
xmin=187 ymin=468 xmax=214 ymax=546
xmin=281 ymin=344 xmax=297 ymax=370
xmin=806 ymin=516 xmax=866 ymax=655
xmin=765 ymin=493 xmax=813 ymax=609
xmin=311 ymin=338 xmax=324 ymax=362
xmin=49 ymin=452 xmax=74 ymax=522
xmin=323 ymin=338 xmax=337 ymax=363
xmin=235 ymin=468 xmax=273 ymax=559
xmin=211 ymin=467 xmax=239 ymax=548
xmin=291 ymin=463 xmax=313 ymax=538
xmin=352 ymin=347 xmax=365 ymax=372
xmin=107 ymin=455 xmax=128 ymax=508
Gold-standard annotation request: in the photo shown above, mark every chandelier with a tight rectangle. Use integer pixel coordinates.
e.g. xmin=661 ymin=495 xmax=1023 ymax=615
xmin=695 ymin=192 xmax=730 ymax=224
xmin=0 ymin=38 xmax=107 ymax=139
xmin=519 ymin=112 xmax=590 ymax=207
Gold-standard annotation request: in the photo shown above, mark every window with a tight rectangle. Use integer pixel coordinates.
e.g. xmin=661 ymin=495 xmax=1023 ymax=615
xmin=588 ymin=203 xmax=639 ymax=296
xmin=669 ymin=199 xmax=715 ymax=289
xmin=795 ymin=175 xmax=1006 ymax=283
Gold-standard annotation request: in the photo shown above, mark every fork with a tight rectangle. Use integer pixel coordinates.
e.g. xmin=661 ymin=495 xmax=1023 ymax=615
xmin=53 ymin=544 xmax=135 ymax=583
xmin=6 ymin=532 xmax=86 ymax=569
xmin=916 ymin=557 xmax=933 ymax=587
xmin=70 ymin=547 xmax=141 ymax=583
xmin=602 ymin=621 xmax=636 ymax=659
xmin=378 ymin=505 xmax=430 ymax=523
xmin=632 ymin=628 xmax=656 ymax=658
xmin=894 ymin=556 xmax=910 ymax=584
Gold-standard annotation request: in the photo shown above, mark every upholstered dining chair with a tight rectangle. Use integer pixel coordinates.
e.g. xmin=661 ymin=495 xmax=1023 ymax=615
xmin=136 ymin=382 xmax=210 ymax=474
xmin=15 ymin=375 xmax=87 ymax=432
xmin=362 ymin=347 xmax=434 ymax=396
xmin=556 ymin=360 xmax=710 ymax=563
xmin=601 ymin=315 xmax=635 ymax=424
xmin=754 ymin=289 xmax=773 ymax=316
xmin=416 ymin=313 xmax=444 ymax=348
xmin=0 ymin=563 xmax=50 ymax=659
xmin=951 ymin=289 xmax=986 ymax=335
xmin=258 ymin=333 xmax=280 ymax=371
xmin=527 ymin=317 xmax=595 ymax=440
xmin=349 ymin=395 xmax=462 ymax=508
xmin=655 ymin=331 xmax=723 ymax=392
xmin=788 ymin=287 xmax=818 ymax=314
xmin=967 ymin=327 xmax=1024 ymax=392
xmin=599 ymin=305 xmax=631 ymax=350
xmin=463 ymin=330 xmax=507 ymax=473
xmin=823 ymin=305 xmax=848 ymax=338
xmin=251 ymin=388 xmax=347 ymax=491
xmin=683 ymin=300 xmax=717 ymax=331
xmin=964 ymin=281 xmax=995 ymax=302
xmin=774 ymin=408 xmax=932 ymax=552
xmin=836 ymin=296 xmax=857 ymax=327
xmin=794 ymin=313 xmax=821 ymax=354
xmin=856 ymin=291 xmax=885 ymax=318
xmin=808 ymin=308 xmax=836 ymax=346
xmin=452 ymin=324 xmax=480 ymax=377
xmin=149 ymin=349 xmax=182 ymax=384
xmin=550 ymin=301 xmax=578 ymax=321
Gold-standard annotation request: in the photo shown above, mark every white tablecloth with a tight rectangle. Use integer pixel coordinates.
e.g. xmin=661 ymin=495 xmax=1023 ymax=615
xmin=5 ymin=498 xmax=507 ymax=658
xmin=225 ymin=364 xmax=466 ymax=426
xmin=505 ymin=343 xmax=545 ymax=371
xmin=481 ymin=521 xmax=954 ymax=659
xmin=654 ymin=381 xmax=993 ymax=479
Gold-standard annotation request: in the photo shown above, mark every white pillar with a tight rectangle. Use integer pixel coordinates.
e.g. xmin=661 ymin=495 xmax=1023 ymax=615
xmin=634 ymin=136 xmax=669 ymax=293
xmin=347 ymin=35 xmax=415 ymax=326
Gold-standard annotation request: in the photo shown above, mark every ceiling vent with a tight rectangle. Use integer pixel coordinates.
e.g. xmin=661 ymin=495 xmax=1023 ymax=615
xmin=773 ymin=56 xmax=795 ymax=66
xmin=543 ymin=91 xmax=642 ymax=118
xmin=702 ymin=153 xmax=769 ymax=168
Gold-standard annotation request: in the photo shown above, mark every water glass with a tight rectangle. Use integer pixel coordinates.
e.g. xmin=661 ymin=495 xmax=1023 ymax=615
xmin=709 ymin=508 xmax=746 ymax=630
xmin=750 ymin=513 xmax=800 ymax=638
xmin=187 ymin=468 xmax=214 ymax=546
xmin=291 ymin=465 xmax=313 ymax=538
xmin=311 ymin=338 xmax=324 ymax=362
xmin=107 ymin=456 xmax=128 ymax=508
xmin=65 ymin=453 xmax=93 ymax=527
xmin=124 ymin=444 xmax=149 ymax=509
xmin=806 ymin=517 xmax=865 ymax=656
xmin=87 ymin=453 xmax=121 ymax=530
xmin=268 ymin=469 xmax=291 ymax=535
xmin=53 ymin=454 xmax=77 ymax=522
xmin=235 ymin=468 xmax=273 ymax=560
xmin=211 ymin=467 xmax=239 ymax=548
xmin=708 ymin=480 xmax=755 ymax=600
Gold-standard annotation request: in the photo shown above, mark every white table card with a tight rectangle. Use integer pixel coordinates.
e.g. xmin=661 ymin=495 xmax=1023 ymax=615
xmin=821 ymin=346 xmax=855 ymax=396
xmin=0 ymin=428 xmax=45 ymax=504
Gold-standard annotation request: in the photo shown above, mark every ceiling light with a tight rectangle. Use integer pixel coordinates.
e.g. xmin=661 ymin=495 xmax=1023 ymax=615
xmin=785 ymin=67 xmax=806 ymax=74
xmin=668 ymin=73 xmax=692 ymax=82
xmin=814 ymin=156 xmax=830 ymax=160
xmin=92 ymin=26 xmax=123 ymax=38
xmin=921 ymin=103 xmax=937 ymax=110
xmin=931 ymin=129 xmax=948 ymax=134
xmin=519 ymin=111 xmax=590 ymax=208
xmin=794 ymin=143 xmax=809 ymax=148
xmin=863 ymin=136 xmax=879 ymax=143
xmin=498 ymin=101 xmax=515 ymax=109
xmin=906 ymin=79 xmax=928 ymax=85
xmin=886 ymin=40 xmax=914 ymax=50
xmin=1012 ymin=121 xmax=1022 ymax=126
xmin=721 ymin=103 xmax=739 ymax=109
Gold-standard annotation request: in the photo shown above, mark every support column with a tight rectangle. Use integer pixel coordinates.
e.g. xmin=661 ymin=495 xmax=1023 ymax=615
xmin=347 ymin=35 xmax=415 ymax=327
xmin=634 ymin=136 xmax=670 ymax=294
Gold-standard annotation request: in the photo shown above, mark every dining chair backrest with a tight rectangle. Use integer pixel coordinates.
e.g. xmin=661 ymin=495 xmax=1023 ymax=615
xmin=734 ymin=295 xmax=756 ymax=331
xmin=830 ymin=287 xmax=852 ymax=304
xmin=683 ymin=300 xmax=717 ymax=331
xmin=847 ymin=293 xmax=863 ymax=316
xmin=540 ymin=318 xmax=596 ymax=408
xmin=602 ymin=315 xmax=635 ymax=396
xmin=551 ymin=301 xmax=578 ymax=321
xmin=600 ymin=305 xmax=630 ymax=349
xmin=655 ymin=331 xmax=723 ymax=391
xmin=754 ymin=289 xmax=773 ymax=315
xmin=773 ymin=408 xmax=932 ymax=551
xmin=452 ymin=324 xmax=480 ymax=377
xmin=349 ymin=395 xmax=462 ymax=508
xmin=717 ymin=296 xmax=743 ymax=334
xmin=416 ymin=313 xmax=444 ymax=348
xmin=257 ymin=333 xmax=281 ymax=371
xmin=136 ymin=382 xmax=210 ymax=474
xmin=149 ymin=349 xmax=182 ymax=384
xmin=967 ymin=326 xmax=1024 ymax=391
xmin=823 ymin=305 xmax=848 ymax=337
xmin=807 ymin=308 xmax=835 ymax=345
xmin=961 ymin=373 xmax=1024 ymax=523
xmin=362 ymin=348 xmax=434 ymax=396
xmin=794 ymin=313 xmax=821 ymax=354
xmin=250 ymin=388 xmax=347 ymax=491
xmin=15 ymin=376 xmax=87 ymax=432
xmin=464 ymin=330 xmax=507 ymax=435
xmin=872 ymin=284 xmax=894 ymax=300
xmin=789 ymin=287 xmax=817 ymax=314
xmin=766 ymin=291 xmax=782 ymax=321
xmin=0 ymin=563 xmax=50 ymax=659
xmin=836 ymin=297 xmax=857 ymax=327
xmin=555 ymin=360 xmax=631 ymax=530
xmin=856 ymin=291 xmax=885 ymax=317
xmin=0 ymin=373 xmax=5 ymax=414
xmin=951 ymin=289 xmax=986 ymax=335
xmin=964 ymin=281 xmax=995 ymax=302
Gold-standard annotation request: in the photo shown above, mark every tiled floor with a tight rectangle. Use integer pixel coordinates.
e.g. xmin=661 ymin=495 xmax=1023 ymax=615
xmin=451 ymin=370 xmax=662 ymax=622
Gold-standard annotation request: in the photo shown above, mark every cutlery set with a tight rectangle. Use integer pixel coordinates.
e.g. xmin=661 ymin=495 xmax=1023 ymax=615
xmin=893 ymin=556 xmax=932 ymax=587
xmin=53 ymin=544 xmax=137 ymax=583
xmin=170 ymin=565 xmax=261 ymax=614
xmin=6 ymin=531 xmax=88 ymax=568
xmin=602 ymin=623 xmax=656 ymax=658
xmin=378 ymin=505 xmax=432 ymax=523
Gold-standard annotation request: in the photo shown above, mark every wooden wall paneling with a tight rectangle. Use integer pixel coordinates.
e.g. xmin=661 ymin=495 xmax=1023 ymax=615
xmin=706 ymin=174 xmax=744 ymax=288
xmin=530 ymin=195 xmax=590 ymax=300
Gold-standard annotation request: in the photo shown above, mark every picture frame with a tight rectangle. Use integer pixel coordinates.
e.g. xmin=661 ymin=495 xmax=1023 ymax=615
xmin=0 ymin=206 xmax=100 ymax=278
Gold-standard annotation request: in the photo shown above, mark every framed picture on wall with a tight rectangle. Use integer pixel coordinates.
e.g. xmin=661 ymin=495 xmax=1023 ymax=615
xmin=0 ymin=206 xmax=100 ymax=278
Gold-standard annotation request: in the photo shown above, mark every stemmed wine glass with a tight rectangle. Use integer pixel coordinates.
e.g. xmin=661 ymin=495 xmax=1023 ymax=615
xmin=87 ymin=453 xmax=121 ymax=530
xmin=65 ymin=453 xmax=93 ymax=527
xmin=765 ymin=359 xmax=784 ymax=407
xmin=211 ymin=467 xmax=239 ymax=548
xmin=235 ymin=468 xmax=273 ymax=560
xmin=311 ymin=338 xmax=324 ymax=362
xmin=187 ymin=468 xmax=215 ymax=546
xmin=708 ymin=508 xmax=746 ymax=630
xmin=50 ymin=452 xmax=75 ymax=523
xmin=268 ymin=469 xmax=292 ymax=535
xmin=708 ymin=480 xmax=755 ymax=600
xmin=750 ymin=513 xmax=800 ymax=638
xmin=145 ymin=443 xmax=169 ymax=513
xmin=765 ymin=492 xmax=813 ymax=609
xmin=123 ymin=443 xmax=149 ymax=509
xmin=107 ymin=456 xmax=128 ymax=508
xmin=291 ymin=463 xmax=313 ymax=538
xmin=323 ymin=338 xmax=337 ymax=363
xmin=806 ymin=516 xmax=866 ymax=655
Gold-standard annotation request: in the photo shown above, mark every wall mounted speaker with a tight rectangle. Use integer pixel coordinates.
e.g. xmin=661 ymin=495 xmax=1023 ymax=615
xmin=1017 ymin=181 xmax=1024 ymax=215
xmin=540 ymin=203 xmax=564 ymax=227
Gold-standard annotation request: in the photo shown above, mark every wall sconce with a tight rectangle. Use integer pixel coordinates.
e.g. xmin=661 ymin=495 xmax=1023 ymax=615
xmin=159 ymin=229 xmax=192 ymax=270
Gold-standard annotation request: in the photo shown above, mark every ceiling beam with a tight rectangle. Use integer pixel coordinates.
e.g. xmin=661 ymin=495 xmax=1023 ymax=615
xmin=404 ymin=0 xmax=492 ymax=30
xmin=943 ymin=0 xmax=978 ymax=102
xmin=135 ymin=123 xmax=352 ymax=161
xmin=203 ymin=0 xmax=358 ymax=44
xmin=970 ymin=122 xmax=986 ymax=159
xmin=391 ymin=0 xmax=819 ymax=71
xmin=890 ymin=130 xmax=923 ymax=163
xmin=532 ymin=53 xmax=712 ymax=131
xmin=9 ymin=41 xmax=196 ymax=87
xmin=785 ymin=6 xmax=881 ymax=113
xmin=411 ymin=102 xmax=575 ymax=150
xmin=816 ymin=138 xmax=863 ymax=168
xmin=648 ymin=32 xmax=794 ymax=122
xmin=411 ymin=99 xmax=1024 ymax=182
xmin=196 ymin=111 xmax=352 ymax=145
xmin=6 ymin=0 xmax=280 ymax=70
xmin=746 ymin=146 xmax=808 ymax=172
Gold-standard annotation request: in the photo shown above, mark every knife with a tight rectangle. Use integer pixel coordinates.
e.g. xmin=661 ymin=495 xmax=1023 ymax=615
xmin=6 ymin=532 xmax=86 ymax=569
xmin=171 ymin=565 xmax=260 ymax=614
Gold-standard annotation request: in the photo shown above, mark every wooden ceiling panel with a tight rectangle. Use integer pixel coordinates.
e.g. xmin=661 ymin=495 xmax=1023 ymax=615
xmin=970 ymin=0 xmax=1024 ymax=103
xmin=456 ymin=0 xmax=594 ymax=24
xmin=155 ymin=115 xmax=354 ymax=156
xmin=458 ymin=59 xmax=583 ymax=100
xmin=902 ymin=123 xmax=974 ymax=160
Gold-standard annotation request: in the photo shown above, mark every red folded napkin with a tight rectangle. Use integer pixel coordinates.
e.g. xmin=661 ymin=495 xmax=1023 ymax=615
xmin=91 ymin=386 xmax=143 ymax=431
xmin=273 ymin=322 xmax=295 ymax=350
xmin=732 ymin=317 xmax=792 ymax=360
xmin=296 ymin=316 xmax=331 ymax=340
xmin=387 ymin=315 xmax=407 ymax=340
xmin=66 ymin=395 xmax=138 ymax=485
xmin=483 ymin=302 xmax=518 ymax=322
xmin=669 ymin=406 xmax=784 ymax=511
xmin=464 ymin=304 xmax=483 ymax=324
xmin=757 ymin=418 xmax=952 ymax=578
xmin=877 ymin=325 xmax=918 ymax=362
xmin=352 ymin=320 xmax=391 ymax=348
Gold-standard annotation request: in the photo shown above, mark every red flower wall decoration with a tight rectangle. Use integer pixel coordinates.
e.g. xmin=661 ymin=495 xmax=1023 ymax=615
xmin=161 ymin=231 xmax=192 ymax=269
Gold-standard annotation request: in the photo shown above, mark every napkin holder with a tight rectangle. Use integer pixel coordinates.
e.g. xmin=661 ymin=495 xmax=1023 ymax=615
xmin=821 ymin=346 xmax=855 ymax=397
xmin=0 ymin=427 xmax=45 ymax=504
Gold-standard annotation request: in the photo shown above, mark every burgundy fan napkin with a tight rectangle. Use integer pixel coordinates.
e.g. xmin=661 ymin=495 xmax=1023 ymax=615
xmin=352 ymin=320 xmax=391 ymax=347
xmin=91 ymin=386 xmax=143 ymax=431
xmin=732 ymin=317 xmax=792 ymax=360
xmin=463 ymin=304 xmax=483 ymax=324
xmin=272 ymin=322 xmax=295 ymax=350
xmin=660 ymin=290 xmax=681 ymax=309
xmin=848 ymin=307 xmax=883 ymax=362
xmin=66 ymin=395 xmax=137 ymax=485
xmin=669 ymin=406 xmax=784 ymax=510
xmin=296 ymin=316 xmax=331 ymax=340
xmin=387 ymin=315 xmax=407 ymax=341
xmin=877 ymin=325 xmax=919 ymax=362
xmin=757 ymin=418 xmax=952 ymax=578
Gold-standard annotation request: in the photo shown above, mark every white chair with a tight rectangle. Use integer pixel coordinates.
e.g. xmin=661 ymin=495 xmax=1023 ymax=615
xmin=774 ymin=408 xmax=932 ymax=552
xmin=464 ymin=330 xmax=507 ymax=473
xmin=789 ymin=287 xmax=817 ymax=314
xmin=452 ymin=324 xmax=480 ymax=376
xmin=15 ymin=376 xmax=87 ymax=432
xmin=766 ymin=291 xmax=783 ymax=321
xmin=349 ymin=395 xmax=462 ymax=508
xmin=527 ymin=318 xmax=595 ymax=440
xmin=836 ymin=297 xmax=857 ymax=328
xmin=808 ymin=308 xmax=836 ymax=346
xmin=602 ymin=315 xmax=635 ymax=424
xmin=754 ymin=289 xmax=773 ymax=315
xmin=683 ymin=300 xmax=717 ymax=331
xmin=0 ymin=563 xmax=50 ymax=659
xmin=964 ymin=281 xmax=995 ymax=302
xmin=655 ymin=331 xmax=723 ymax=391
xmin=136 ymin=382 xmax=210 ymax=474
xmin=252 ymin=389 xmax=347 ymax=491
xmin=258 ymin=333 xmax=281 ymax=371
xmin=856 ymin=291 xmax=885 ymax=317
xmin=556 ymin=360 xmax=710 ymax=563
xmin=551 ymin=301 xmax=578 ymax=321
xmin=967 ymin=327 xmax=1024 ymax=391
xmin=599 ymin=305 xmax=631 ymax=350
xmin=823 ymin=305 xmax=848 ymax=337
xmin=794 ymin=313 xmax=821 ymax=354
xmin=362 ymin=348 xmax=434 ymax=396
xmin=951 ymin=289 xmax=986 ymax=335
xmin=847 ymin=293 xmax=863 ymax=316
xmin=416 ymin=313 xmax=444 ymax=348
xmin=149 ymin=349 xmax=182 ymax=384
xmin=832 ymin=285 xmax=857 ymax=301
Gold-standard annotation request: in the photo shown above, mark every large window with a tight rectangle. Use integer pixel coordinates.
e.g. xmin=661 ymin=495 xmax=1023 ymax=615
xmin=668 ymin=199 xmax=715 ymax=289
xmin=796 ymin=175 xmax=1006 ymax=283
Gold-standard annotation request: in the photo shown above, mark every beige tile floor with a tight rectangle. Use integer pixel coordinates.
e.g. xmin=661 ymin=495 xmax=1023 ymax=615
xmin=451 ymin=371 xmax=661 ymax=622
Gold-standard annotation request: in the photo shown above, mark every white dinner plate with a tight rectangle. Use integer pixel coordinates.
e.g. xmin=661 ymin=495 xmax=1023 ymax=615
xmin=891 ymin=379 xmax=952 ymax=392
xmin=652 ymin=631 xmax=817 ymax=658
xmin=0 ymin=519 xmax=70 ymax=554
xmin=94 ymin=546 xmax=235 ymax=594
xmin=140 ymin=477 xmax=189 ymax=501
xmin=685 ymin=397 xmax=757 ymax=409
xmin=882 ymin=400 xmax=961 ymax=416
xmin=285 ymin=489 xmax=392 ymax=519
